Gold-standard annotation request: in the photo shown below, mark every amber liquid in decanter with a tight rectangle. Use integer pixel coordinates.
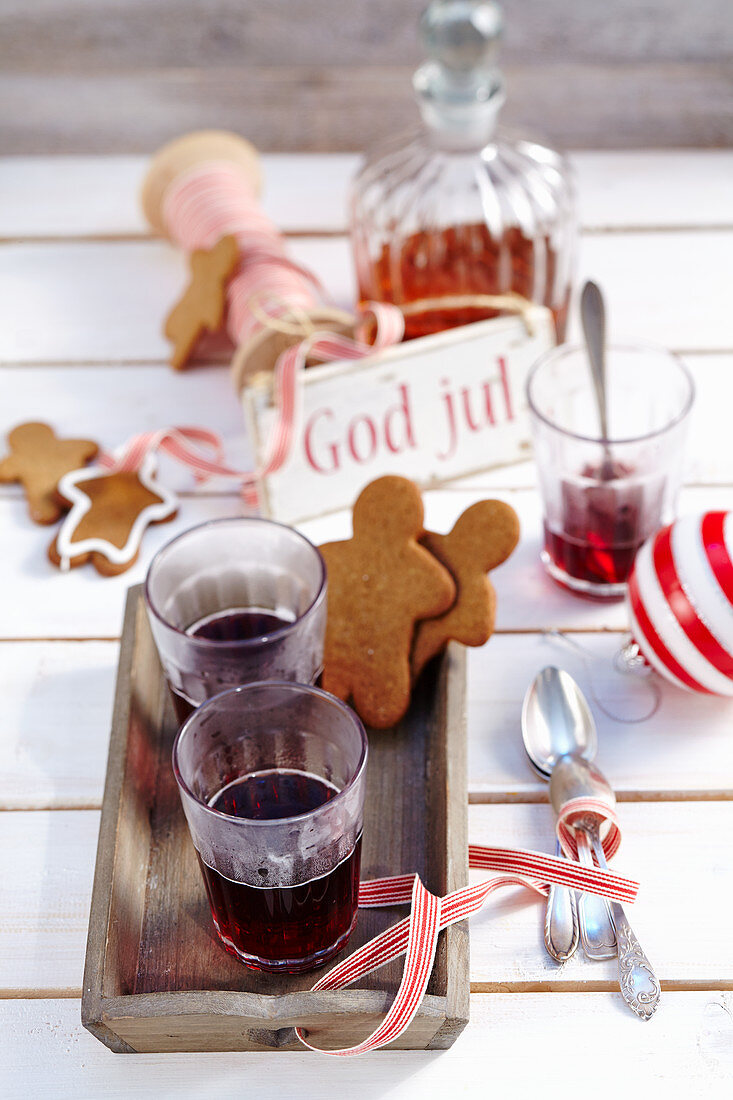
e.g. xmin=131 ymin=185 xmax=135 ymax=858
xmin=350 ymin=1 xmax=575 ymax=346
xmin=364 ymin=223 xmax=569 ymax=342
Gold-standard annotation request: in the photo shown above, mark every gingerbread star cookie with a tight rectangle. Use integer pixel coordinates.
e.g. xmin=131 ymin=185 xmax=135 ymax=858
xmin=165 ymin=234 xmax=239 ymax=369
xmin=0 ymin=422 xmax=99 ymax=525
xmin=411 ymin=500 xmax=519 ymax=679
xmin=319 ymin=476 xmax=456 ymax=730
xmin=48 ymin=456 xmax=178 ymax=575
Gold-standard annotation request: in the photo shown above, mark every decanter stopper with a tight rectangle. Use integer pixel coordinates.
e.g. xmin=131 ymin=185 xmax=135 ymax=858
xmin=415 ymin=1 xmax=505 ymax=144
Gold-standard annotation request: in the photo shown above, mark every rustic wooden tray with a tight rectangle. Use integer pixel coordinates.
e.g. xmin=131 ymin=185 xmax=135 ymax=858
xmin=82 ymin=585 xmax=469 ymax=1053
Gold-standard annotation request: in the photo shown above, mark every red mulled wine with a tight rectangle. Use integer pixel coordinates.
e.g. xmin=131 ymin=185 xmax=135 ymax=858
xmin=199 ymin=770 xmax=362 ymax=971
xmin=543 ymin=524 xmax=642 ymax=589
xmin=543 ymin=463 xmax=659 ymax=593
xmin=169 ymin=607 xmax=296 ymax=723
xmin=187 ymin=607 xmax=294 ymax=643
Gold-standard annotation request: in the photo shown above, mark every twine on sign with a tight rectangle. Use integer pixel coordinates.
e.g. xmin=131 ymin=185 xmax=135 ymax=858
xmin=246 ymin=294 xmax=319 ymax=340
xmin=400 ymin=292 xmax=537 ymax=336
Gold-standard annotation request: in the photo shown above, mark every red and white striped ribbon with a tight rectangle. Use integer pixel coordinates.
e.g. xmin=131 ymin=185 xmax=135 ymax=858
xmin=297 ymin=839 xmax=639 ymax=1056
xmin=158 ymin=160 xmax=406 ymax=502
xmin=162 ymin=160 xmax=324 ymax=348
xmin=97 ymin=426 xmax=238 ymax=480
xmin=260 ymin=305 xmax=404 ymax=482
xmin=555 ymin=797 xmax=622 ymax=863
xmin=97 ymin=301 xmax=403 ymax=501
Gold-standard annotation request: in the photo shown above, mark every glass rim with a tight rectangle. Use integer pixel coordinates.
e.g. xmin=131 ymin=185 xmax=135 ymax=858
xmin=172 ymin=680 xmax=368 ymax=827
xmin=526 ymin=341 xmax=695 ymax=446
xmin=144 ymin=516 xmax=327 ymax=649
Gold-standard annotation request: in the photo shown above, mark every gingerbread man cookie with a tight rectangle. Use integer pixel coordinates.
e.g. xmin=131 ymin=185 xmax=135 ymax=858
xmin=49 ymin=456 xmax=178 ymax=575
xmin=165 ymin=234 xmax=239 ymax=369
xmin=319 ymin=476 xmax=456 ymax=729
xmin=0 ymin=422 xmax=99 ymax=525
xmin=411 ymin=500 xmax=519 ymax=679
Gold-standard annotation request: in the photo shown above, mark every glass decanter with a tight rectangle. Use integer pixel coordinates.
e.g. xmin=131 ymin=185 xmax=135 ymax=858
xmin=350 ymin=0 xmax=576 ymax=342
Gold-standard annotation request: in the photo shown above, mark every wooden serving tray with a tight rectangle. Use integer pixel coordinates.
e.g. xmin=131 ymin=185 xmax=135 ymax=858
xmin=82 ymin=585 xmax=469 ymax=1053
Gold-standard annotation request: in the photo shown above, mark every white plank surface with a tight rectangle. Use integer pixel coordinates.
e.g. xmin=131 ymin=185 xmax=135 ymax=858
xmin=1 ymin=352 xmax=731 ymax=489
xmin=0 ymin=811 xmax=99 ymax=995
xmin=0 ymin=240 xmax=187 ymax=363
xmin=1 ymin=151 xmax=731 ymax=1092
xmin=467 ymin=801 xmax=733 ymax=989
xmin=0 ymin=364 xmax=254 ymax=488
xmin=3 ymin=993 xmax=733 ymax=1096
xmin=3 ymin=802 xmax=732 ymax=995
xmin=302 ymin=484 xmax=733 ymax=631
xmin=2 ymin=230 xmax=733 ymax=365
xmin=1 ymin=485 xmax=731 ymax=639
xmin=466 ymin=633 xmax=733 ymax=799
xmin=574 ymin=150 xmax=733 ymax=231
xmin=2 ymin=152 xmax=733 ymax=239
xmin=570 ymin=229 xmax=733 ymax=352
xmin=0 ymin=642 xmax=117 ymax=809
xmin=0 ymin=496 xmax=246 ymax=638
xmin=3 ymin=631 xmax=731 ymax=812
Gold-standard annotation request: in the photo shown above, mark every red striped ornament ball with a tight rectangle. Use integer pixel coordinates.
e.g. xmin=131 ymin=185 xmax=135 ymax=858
xmin=626 ymin=511 xmax=733 ymax=695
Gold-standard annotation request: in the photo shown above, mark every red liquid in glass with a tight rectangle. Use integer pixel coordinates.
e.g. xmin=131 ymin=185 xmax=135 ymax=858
xmin=169 ymin=607 xmax=295 ymax=723
xmin=198 ymin=771 xmax=361 ymax=971
xmin=544 ymin=523 xmax=642 ymax=588
xmin=545 ymin=464 xmax=650 ymax=591
xmin=188 ymin=607 xmax=292 ymax=642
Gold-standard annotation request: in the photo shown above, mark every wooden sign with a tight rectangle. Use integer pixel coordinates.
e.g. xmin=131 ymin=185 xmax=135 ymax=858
xmin=242 ymin=308 xmax=554 ymax=523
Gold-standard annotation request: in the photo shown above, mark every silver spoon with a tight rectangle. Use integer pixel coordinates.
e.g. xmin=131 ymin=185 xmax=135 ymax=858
xmin=550 ymin=754 xmax=661 ymax=1020
xmin=522 ymin=667 xmax=617 ymax=961
xmin=580 ymin=280 xmax=615 ymax=481
xmin=521 ymin=667 xmax=588 ymax=962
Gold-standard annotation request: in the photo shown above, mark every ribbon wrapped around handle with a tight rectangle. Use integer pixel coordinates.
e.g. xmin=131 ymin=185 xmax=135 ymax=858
xmin=555 ymin=797 xmax=622 ymax=863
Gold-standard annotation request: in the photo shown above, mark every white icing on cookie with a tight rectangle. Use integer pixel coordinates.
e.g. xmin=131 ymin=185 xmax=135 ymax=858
xmin=54 ymin=454 xmax=178 ymax=570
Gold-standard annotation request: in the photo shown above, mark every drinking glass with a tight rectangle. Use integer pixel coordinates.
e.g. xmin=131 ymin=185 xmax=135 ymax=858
xmin=527 ymin=343 xmax=694 ymax=599
xmin=144 ymin=517 xmax=327 ymax=721
xmin=173 ymin=681 xmax=367 ymax=972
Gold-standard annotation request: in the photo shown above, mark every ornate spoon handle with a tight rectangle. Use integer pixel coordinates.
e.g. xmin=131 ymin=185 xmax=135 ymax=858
xmin=609 ymin=902 xmax=661 ymax=1020
xmin=544 ymin=838 xmax=580 ymax=962
xmin=589 ymin=831 xmax=661 ymax=1020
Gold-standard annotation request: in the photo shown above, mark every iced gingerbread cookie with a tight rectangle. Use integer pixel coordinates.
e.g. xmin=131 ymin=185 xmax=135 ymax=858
xmin=0 ymin=422 xmax=99 ymax=525
xmin=411 ymin=500 xmax=520 ymax=679
xmin=319 ymin=476 xmax=456 ymax=730
xmin=49 ymin=456 xmax=178 ymax=576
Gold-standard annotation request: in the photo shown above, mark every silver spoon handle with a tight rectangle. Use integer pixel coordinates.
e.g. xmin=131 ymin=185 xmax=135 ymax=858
xmin=575 ymin=828 xmax=617 ymax=960
xmin=580 ymin=280 xmax=608 ymax=441
xmin=590 ymin=833 xmax=661 ymax=1020
xmin=544 ymin=838 xmax=579 ymax=962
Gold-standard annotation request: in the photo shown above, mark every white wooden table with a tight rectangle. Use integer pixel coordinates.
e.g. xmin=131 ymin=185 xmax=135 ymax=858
xmin=1 ymin=151 xmax=733 ymax=1096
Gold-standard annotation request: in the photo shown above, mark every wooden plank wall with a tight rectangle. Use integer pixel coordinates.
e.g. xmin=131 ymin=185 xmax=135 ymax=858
xmin=1 ymin=0 xmax=731 ymax=152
